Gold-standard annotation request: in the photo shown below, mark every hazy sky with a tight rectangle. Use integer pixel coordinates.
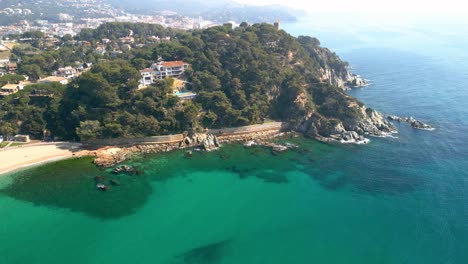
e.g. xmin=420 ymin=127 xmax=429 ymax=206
xmin=233 ymin=0 xmax=468 ymax=15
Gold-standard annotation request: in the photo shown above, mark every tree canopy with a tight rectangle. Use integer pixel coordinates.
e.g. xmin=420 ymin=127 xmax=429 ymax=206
xmin=0 ymin=22 xmax=359 ymax=141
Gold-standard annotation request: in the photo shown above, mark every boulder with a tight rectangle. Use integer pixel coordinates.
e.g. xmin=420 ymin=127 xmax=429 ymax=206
xmin=184 ymin=137 xmax=193 ymax=145
xmin=213 ymin=135 xmax=220 ymax=147
xmin=340 ymin=131 xmax=361 ymax=142
xmin=201 ymin=134 xmax=219 ymax=151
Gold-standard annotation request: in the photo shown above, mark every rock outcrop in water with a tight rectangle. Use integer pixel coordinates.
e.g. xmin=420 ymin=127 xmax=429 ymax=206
xmin=243 ymin=140 xmax=299 ymax=153
xmin=180 ymin=133 xmax=220 ymax=151
xmin=387 ymin=115 xmax=434 ymax=130
xmin=293 ymin=102 xmax=395 ymax=144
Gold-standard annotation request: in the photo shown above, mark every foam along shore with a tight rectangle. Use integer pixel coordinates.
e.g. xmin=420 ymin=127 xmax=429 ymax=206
xmin=0 ymin=142 xmax=87 ymax=176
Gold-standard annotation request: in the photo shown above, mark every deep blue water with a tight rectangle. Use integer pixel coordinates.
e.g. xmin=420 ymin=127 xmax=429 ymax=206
xmin=283 ymin=17 xmax=468 ymax=262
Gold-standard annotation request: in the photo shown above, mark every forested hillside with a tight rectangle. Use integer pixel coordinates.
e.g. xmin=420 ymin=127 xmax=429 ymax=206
xmin=0 ymin=22 xmax=394 ymax=141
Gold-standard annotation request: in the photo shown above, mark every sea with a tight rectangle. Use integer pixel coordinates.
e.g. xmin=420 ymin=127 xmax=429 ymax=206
xmin=1 ymin=15 xmax=468 ymax=264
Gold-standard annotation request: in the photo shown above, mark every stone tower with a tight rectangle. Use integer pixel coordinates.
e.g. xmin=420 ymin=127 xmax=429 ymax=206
xmin=274 ymin=19 xmax=280 ymax=30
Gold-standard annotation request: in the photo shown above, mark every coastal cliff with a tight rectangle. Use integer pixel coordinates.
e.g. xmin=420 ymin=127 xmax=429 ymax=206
xmin=320 ymin=67 xmax=367 ymax=90
xmin=297 ymin=35 xmax=367 ymax=90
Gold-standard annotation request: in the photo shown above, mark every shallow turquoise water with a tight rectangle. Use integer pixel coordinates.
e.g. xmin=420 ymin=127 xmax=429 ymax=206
xmin=1 ymin=17 xmax=468 ymax=263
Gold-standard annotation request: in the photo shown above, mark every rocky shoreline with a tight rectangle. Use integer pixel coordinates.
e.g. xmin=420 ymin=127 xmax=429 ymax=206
xmin=90 ymin=112 xmax=434 ymax=168
xmin=91 ymin=129 xmax=288 ymax=168
xmin=90 ymin=108 xmax=397 ymax=168
xmin=294 ymin=105 xmax=397 ymax=144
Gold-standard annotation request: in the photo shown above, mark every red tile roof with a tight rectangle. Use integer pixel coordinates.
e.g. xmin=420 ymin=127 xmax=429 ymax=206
xmin=162 ymin=61 xmax=187 ymax=68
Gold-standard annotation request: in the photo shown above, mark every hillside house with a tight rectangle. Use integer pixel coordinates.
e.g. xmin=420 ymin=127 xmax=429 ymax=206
xmin=55 ymin=66 xmax=77 ymax=79
xmin=119 ymin=37 xmax=134 ymax=44
xmin=139 ymin=68 xmax=154 ymax=87
xmin=0 ymin=83 xmax=24 ymax=96
xmin=8 ymin=62 xmax=17 ymax=73
xmin=94 ymin=45 xmax=106 ymax=56
xmin=0 ymin=58 xmax=9 ymax=66
xmin=138 ymin=61 xmax=190 ymax=88
xmin=122 ymin=44 xmax=132 ymax=51
xmin=14 ymin=134 xmax=30 ymax=142
xmin=152 ymin=61 xmax=190 ymax=79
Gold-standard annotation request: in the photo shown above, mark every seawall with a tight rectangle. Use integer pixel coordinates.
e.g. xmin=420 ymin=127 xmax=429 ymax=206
xmin=84 ymin=122 xmax=287 ymax=147
xmin=88 ymin=122 xmax=288 ymax=167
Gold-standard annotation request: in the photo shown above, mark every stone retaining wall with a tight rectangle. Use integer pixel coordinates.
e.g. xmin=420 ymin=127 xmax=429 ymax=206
xmin=84 ymin=134 xmax=184 ymax=146
xmin=84 ymin=122 xmax=288 ymax=146
xmin=207 ymin=122 xmax=287 ymax=135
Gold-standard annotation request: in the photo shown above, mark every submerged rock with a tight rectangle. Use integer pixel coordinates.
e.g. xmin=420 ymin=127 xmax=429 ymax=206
xmin=243 ymin=140 xmax=257 ymax=147
xmin=249 ymin=140 xmax=298 ymax=153
xmin=94 ymin=175 xmax=105 ymax=183
xmin=112 ymin=165 xmax=138 ymax=175
xmin=109 ymin=179 xmax=121 ymax=186
xmin=272 ymin=145 xmax=288 ymax=152
xmin=96 ymin=184 xmax=109 ymax=191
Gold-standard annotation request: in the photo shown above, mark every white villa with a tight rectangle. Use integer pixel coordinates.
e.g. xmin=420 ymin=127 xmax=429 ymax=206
xmin=55 ymin=66 xmax=77 ymax=79
xmin=139 ymin=60 xmax=190 ymax=88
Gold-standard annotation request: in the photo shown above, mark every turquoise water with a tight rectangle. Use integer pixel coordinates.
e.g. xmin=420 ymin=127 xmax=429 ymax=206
xmin=1 ymin=17 xmax=468 ymax=263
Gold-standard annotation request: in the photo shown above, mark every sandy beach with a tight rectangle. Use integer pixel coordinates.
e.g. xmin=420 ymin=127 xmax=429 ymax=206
xmin=0 ymin=142 xmax=89 ymax=176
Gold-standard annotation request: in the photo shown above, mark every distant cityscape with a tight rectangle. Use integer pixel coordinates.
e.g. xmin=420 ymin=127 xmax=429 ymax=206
xmin=0 ymin=7 xmax=220 ymax=38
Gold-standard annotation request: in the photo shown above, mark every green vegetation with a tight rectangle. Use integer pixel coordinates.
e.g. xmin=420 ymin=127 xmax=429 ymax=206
xmin=0 ymin=22 xmax=361 ymax=141
xmin=0 ymin=142 xmax=24 ymax=148
xmin=0 ymin=74 xmax=25 ymax=87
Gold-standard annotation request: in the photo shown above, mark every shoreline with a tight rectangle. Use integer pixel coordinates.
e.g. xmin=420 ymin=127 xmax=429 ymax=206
xmin=0 ymin=114 xmax=424 ymax=175
xmin=0 ymin=155 xmax=79 ymax=176
xmin=0 ymin=124 xmax=289 ymax=175
xmin=0 ymin=142 xmax=91 ymax=176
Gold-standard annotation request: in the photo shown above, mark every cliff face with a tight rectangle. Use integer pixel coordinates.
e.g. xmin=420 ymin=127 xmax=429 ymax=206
xmin=277 ymin=35 xmax=387 ymax=142
xmin=319 ymin=67 xmax=367 ymax=90
xmin=299 ymin=37 xmax=367 ymax=90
